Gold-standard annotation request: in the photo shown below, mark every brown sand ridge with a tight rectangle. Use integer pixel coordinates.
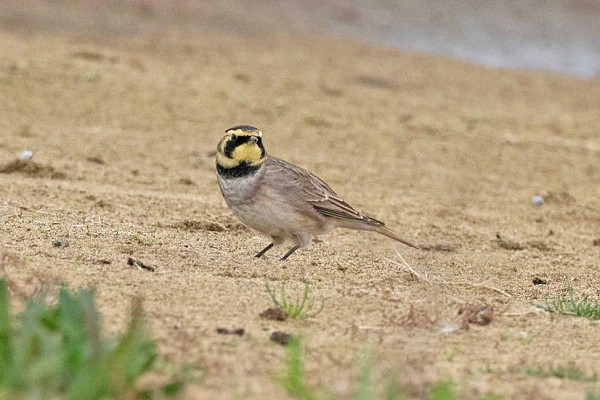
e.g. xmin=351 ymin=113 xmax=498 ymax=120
xmin=0 ymin=31 xmax=599 ymax=399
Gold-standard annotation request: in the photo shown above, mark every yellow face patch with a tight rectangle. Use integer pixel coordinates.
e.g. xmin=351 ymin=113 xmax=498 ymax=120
xmin=231 ymin=142 xmax=263 ymax=164
xmin=216 ymin=128 xmax=266 ymax=169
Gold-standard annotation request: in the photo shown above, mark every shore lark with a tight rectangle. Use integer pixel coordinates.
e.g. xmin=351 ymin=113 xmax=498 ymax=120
xmin=216 ymin=125 xmax=418 ymax=260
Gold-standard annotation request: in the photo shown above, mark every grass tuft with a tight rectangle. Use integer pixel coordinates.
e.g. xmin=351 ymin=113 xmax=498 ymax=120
xmin=277 ymin=338 xmax=406 ymax=400
xmin=265 ymin=281 xmax=324 ymax=319
xmin=543 ymin=289 xmax=600 ymax=320
xmin=523 ymin=364 xmax=597 ymax=382
xmin=480 ymin=395 xmax=503 ymax=400
xmin=0 ymin=279 xmax=183 ymax=399
xmin=586 ymin=391 xmax=600 ymax=400
xmin=354 ymin=353 xmax=375 ymax=400
xmin=429 ymin=380 xmax=456 ymax=400
xmin=278 ymin=336 xmax=318 ymax=400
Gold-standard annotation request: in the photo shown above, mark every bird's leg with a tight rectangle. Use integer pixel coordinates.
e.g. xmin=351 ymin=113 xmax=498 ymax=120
xmin=279 ymin=245 xmax=300 ymax=261
xmin=255 ymin=242 xmax=275 ymax=258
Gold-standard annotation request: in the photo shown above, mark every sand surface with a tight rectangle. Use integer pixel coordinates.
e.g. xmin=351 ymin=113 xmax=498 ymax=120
xmin=1 ymin=31 xmax=600 ymax=399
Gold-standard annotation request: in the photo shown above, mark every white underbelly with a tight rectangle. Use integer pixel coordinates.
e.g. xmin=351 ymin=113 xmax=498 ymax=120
xmin=218 ymin=173 xmax=332 ymax=239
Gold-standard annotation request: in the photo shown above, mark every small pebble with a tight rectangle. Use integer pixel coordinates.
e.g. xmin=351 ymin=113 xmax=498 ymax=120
xmin=259 ymin=307 xmax=288 ymax=321
xmin=439 ymin=323 xmax=460 ymax=334
xmin=216 ymin=327 xmax=245 ymax=336
xmin=126 ymin=256 xmax=155 ymax=272
xmin=19 ymin=150 xmax=34 ymax=161
xmin=270 ymin=331 xmax=292 ymax=345
xmin=532 ymin=276 xmax=547 ymax=285
xmin=514 ymin=331 xmax=529 ymax=339
xmin=532 ymin=195 xmax=544 ymax=206
xmin=52 ymin=238 xmax=69 ymax=248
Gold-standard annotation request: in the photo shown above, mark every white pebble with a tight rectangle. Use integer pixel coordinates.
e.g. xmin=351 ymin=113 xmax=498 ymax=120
xmin=19 ymin=150 xmax=34 ymax=161
xmin=439 ymin=323 xmax=460 ymax=334
xmin=532 ymin=195 xmax=544 ymax=206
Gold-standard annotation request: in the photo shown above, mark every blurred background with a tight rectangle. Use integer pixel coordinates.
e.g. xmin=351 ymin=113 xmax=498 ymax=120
xmin=1 ymin=0 xmax=599 ymax=78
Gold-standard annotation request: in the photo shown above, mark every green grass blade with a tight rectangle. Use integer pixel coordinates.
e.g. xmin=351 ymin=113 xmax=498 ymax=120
xmin=544 ymin=289 xmax=600 ymax=320
xmin=0 ymin=282 xmax=181 ymax=399
xmin=0 ymin=281 xmax=13 ymax=382
xmin=354 ymin=353 xmax=373 ymax=400
xmin=280 ymin=337 xmax=318 ymax=400
xmin=107 ymin=303 xmax=156 ymax=394
xmin=429 ymin=380 xmax=456 ymax=400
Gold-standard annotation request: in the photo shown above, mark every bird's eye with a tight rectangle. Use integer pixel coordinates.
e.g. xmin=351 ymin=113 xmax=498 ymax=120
xmin=230 ymin=134 xmax=237 ymax=140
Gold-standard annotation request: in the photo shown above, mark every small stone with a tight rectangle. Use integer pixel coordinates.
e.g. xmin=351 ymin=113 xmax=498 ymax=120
xmin=52 ymin=238 xmax=69 ymax=248
xmin=468 ymin=305 xmax=494 ymax=326
xmin=532 ymin=195 xmax=544 ymax=206
xmin=126 ymin=256 xmax=155 ymax=272
xmin=216 ymin=327 xmax=245 ymax=336
xmin=420 ymin=244 xmax=456 ymax=252
xmin=593 ymin=239 xmax=600 ymax=246
xmin=459 ymin=303 xmax=494 ymax=326
xmin=19 ymin=150 xmax=34 ymax=161
xmin=529 ymin=241 xmax=550 ymax=251
xmin=497 ymin=239 xmax=524 ymax=251
xmin=259 ymin=307 xmax=288 ymax=321
xmin=439 ymin=323 xmax=460 ymax=334
xmin=86 ymin=156 xmax=105 ymax=164
xmin=532 ymin=276 xmax=547 ymax=285
xmin=270 ymin=331 xmax=292 ymax=345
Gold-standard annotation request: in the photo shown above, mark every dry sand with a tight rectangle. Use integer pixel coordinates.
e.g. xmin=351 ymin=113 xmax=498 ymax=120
xmin=1 ymin=31 xmax=600 ymax=399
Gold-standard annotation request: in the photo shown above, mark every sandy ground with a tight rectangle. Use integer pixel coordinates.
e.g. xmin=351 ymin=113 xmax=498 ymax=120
xmin=1 ymin=31 xmax=600 ymax=399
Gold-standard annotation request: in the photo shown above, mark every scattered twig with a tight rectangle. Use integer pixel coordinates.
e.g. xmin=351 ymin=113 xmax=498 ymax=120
xmin=387 ymin=251 xmax=430 ymax=282
xmin=126 ymin=256 xmax=155 ymax=272
xmin=446 ymin=281 xmax=513 ymax=299
xmin=419 ymin=244 xmax=456 ymax=252
xmin=389 ymin=250 xmax=512 ymax=298
xmin=216 ymin=327 xmax=245 ymax=336
xmin=502 ymin=308 xmax=546 ymax=317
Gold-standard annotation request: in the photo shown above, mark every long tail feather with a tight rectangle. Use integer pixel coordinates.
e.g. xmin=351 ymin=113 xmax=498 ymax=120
xmin=376 ymin=226 xmax=420 ymax=249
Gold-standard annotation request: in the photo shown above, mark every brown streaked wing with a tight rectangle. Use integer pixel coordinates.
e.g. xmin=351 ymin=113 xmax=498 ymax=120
xmin=267 ymin=156 xmax=384 ymax=227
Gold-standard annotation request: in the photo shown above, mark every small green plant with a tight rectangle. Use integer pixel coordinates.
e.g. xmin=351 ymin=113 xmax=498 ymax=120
xmin=383 ymin=380 xmax=404 ymax=400
xmin=277 ymin=338 xmax=404 ymax=400
xmin=586 ymin=390 xmax=600 ymax=400
xmin=265 ymin=281 xmax=324 ymax=319
xmin=445 ymin=349 xmax=459 ymax=362
xmin=480 ymin=395 xmax=503 ymax=400
xmin=429 ymin=380 xmax=456 ymax=400
xmin=278 ymin=336 xmax=318 ymax=400
xmin=543 ymin=289 xmax=600 ymax=320
xmin=132 ymin=231 xmax=155 ymax=246
xmin=354 ymin=353 xmax=374 ymax=400
xmin=0 ymin=280 xmax=183 ymax=399
xmin=523 ymin=364 xmax=597 ymax=382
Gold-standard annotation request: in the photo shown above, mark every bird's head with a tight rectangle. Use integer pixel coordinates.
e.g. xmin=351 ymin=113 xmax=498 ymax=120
xmin=216 ymin=125 xmax=267 ymax=175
